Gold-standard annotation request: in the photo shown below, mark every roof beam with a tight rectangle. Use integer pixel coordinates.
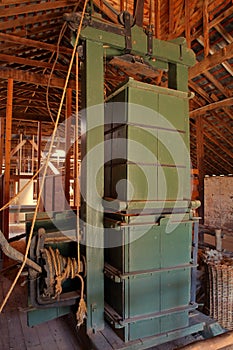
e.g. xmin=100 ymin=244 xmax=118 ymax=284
xmin=203 ymin=117 xmax=233 ymax=149
xmin=0 ymin=1 xmax=75 ymax=17
xmin=189 ymin=42 xmax=233 ymax=79
xmin=190 ymin=97 xmax=233 ymax=117
xmin=215 ymin=23 xmax=233 ymax=44
xmin=197 ymin=36 xmax=233 ymax=77
xmin=93 ymin=0 xmax=119 ymax=23
xmin=0 ymin=53 xmax=74 ymax=73
xmin=154 ymin=0 xmax=161 ymax=39
xmin=203 ymin=0 xmax=209 ymax=57
xmin=0 ymin=67 xmax=76 ymax=89
xmin=169 ymin=0 xmax=174 ymax=37
xmin=204 ymin=70 xmax=232 ymax=98
xmin=133 ymin=0 xmax=145 ymax=27
xmin=190 ymin=120 xmax=233 ymax=171
xmin=190 ymin=6 xmax=232 ymax=40
xmin=208 ymin=5 xmax=233 ymax=30
xmin=0 ymin=33 xmax=73 ymax=55
xmin=0 ymin=10 xmax=66 ymax=31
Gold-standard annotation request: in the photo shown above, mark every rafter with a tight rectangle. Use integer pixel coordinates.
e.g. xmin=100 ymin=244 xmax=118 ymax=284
xmin=215 ymin=23 xmax=233 ymax=44
xmin=154 ymin=0 xmax=161 ymax=39
xmin=190 ymin=97 xmax=233 ymax=117
xmin=197 ymin=36 xmax=233 ymax=77
xmin=93 ymin=0 xmax=119 ymax=23
xmin=0 ymin=10 xmax=67 ymax=31
xmin=203 ymin=118 xmax=233 ymax=149
xmin=189 ymin=42 xmax=233 ymax=79
xmin=0 ymin=1 xmax=76 ymax=17
xmin=203 ymin=0 xmax=209 ymax=57
xmin=190 ymin=119 xmax=233 ymax=170
xmin=0 ymin=33 xmax=73 ymax=55
xmin=0 ymin=53 xmax=75 ymax=73
xmin=204 ymin=71 xmax=232 ymax=98
xmin=0 ymin=67 xmax=76 ymax=89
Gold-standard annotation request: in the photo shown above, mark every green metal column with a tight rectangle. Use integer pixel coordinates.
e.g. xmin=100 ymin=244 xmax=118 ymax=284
xmin=81 ymin=40 xmax=105 ymax=333
xmin=168 ymin=63 xmax=189 ymax=92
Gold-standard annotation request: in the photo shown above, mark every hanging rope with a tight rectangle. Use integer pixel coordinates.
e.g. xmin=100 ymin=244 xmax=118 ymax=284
xmin=0 ymin=0 xmax=89 ymax=319
xmin=74 ymin=51 xmax=87 ymax=327
xmin=0 ymin=164 xmax=44 ymax=213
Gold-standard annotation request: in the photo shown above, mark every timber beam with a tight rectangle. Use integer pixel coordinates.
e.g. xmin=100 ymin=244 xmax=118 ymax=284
xmin=0 ymin=32 xmax=73 ymax=55
xmin=189 ymin=42 xmax=233 ymax=79
xmin=190 ymin=97 xmax=233 ymax=117
xmin=0 ymin=67 xmax=76 ymax=89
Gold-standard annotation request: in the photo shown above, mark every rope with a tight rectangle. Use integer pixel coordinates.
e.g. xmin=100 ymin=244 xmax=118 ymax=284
xmin=0 ymin=164 xmax=44 ymax=212
xmin=74 ymin=48 xmax=87 ymax=328
xmin=0 ymin=0 xmax=89 ymax=317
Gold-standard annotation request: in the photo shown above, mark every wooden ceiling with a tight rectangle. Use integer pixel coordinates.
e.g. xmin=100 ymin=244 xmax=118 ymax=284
xmin=0 ymin=0 xmax=232 ymax=175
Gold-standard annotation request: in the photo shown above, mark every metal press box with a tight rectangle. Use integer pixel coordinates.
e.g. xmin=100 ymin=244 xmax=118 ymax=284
xmin=104 ymin=78 xmax=195 ymax=342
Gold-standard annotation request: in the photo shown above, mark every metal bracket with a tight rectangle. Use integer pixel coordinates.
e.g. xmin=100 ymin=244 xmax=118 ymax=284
xmin=119 ymin=11 xmax=133 ymax=53
xmin=146 ymin=24 xmax=154 ymax=56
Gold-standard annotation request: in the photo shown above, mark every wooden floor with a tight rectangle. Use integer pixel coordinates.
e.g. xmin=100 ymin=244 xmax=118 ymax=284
xmin=0 ymin=269 xmax=83 ymax=350
xmin=0 ymin=266 xmax=204 ymax=350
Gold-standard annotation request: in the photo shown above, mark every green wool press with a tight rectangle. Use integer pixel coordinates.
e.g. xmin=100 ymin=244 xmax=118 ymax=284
xmin=24 ymin=10 xmax=211 ymax=350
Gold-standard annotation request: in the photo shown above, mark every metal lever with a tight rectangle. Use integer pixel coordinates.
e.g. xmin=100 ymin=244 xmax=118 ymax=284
xmin=0 ymin=230 xmax=42 ymax=273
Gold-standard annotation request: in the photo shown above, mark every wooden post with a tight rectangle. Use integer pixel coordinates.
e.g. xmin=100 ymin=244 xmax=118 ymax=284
xmin=203 ymin=0 xmax=209 ymax=57
xmin=169 ymin=0 xmax=174 ymax=37
xmin=185 ymin=0 xmax=191 ymax=48
xmin=0 ymin=117 xmax=4 ymax=175
xmin=196 ymin=115 xmax=205 ymax=223
xmin=65 ymin=88 xmax=72 ymax=208
xmin=154 ymin=0 xmax=161 ymax=39
xmin=3 ymin=78 xmax=13 ymax=239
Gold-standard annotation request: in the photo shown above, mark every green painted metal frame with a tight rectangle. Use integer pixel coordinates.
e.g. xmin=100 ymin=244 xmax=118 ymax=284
xmin=81 ymin=40 xmax=105 ymax=332
xmin=72 ymin=15 xmax=196 ymax=336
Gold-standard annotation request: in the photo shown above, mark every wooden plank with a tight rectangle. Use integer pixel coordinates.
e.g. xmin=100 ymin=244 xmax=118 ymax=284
xmin=189 ymin=42 xmax=233 ymax=79
xmin=203 ymin=0 xmax=209 ymax=57
xmin=215 ymin=23 xmax=233 ymax=44
xmin=10 ymin=139 xmax=27 ymax=156
xmin=169 ymin=0 xmax=174 ymax=36
xmin=203 ymin=116 xmax=233 ymax=149
xmin=0 ymin=10 xmax=67 ymax=31
xmin=188 ymin=5 xmax=233 ymax=42
xmin=0 ymin=67 xmax=76 ymax=89
xmin=35 ymin=321 xmax=61 ymax=350
xmin=0 ymin=1 xmax=75 ymax=17
xmin=0 ymin=33 xmax=73 ymax=55
xmin=47 ymin=318 xmax=76 ymax=350
xmin=154 ymin=0 xmax=161 ymax=39
xmin=134 ymin=0 xmax=145 ymax=27
xmin=197 ymin=36 xmax=233 ymax=77
xmin=208 ymin=5 xmax=233 ymax=29
xmin=191 ymin=120 xmax=233 ymax=168
xmin=204 ymin=71 xmax=232 ymax=98
xmin=204 ymin=137 xmax=233 ymax=172
xmin=0 ymin=53 xmax=75 ymax=73
xmin=185 ymin=0 xmax=191 ymax=48
xmin=189 ymin=97 xmax=233 ymax=117
xmin=93 ymin=0 xmax=119 ymax=23
xmin=18 ymin=311 xmax=42 ymax=349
